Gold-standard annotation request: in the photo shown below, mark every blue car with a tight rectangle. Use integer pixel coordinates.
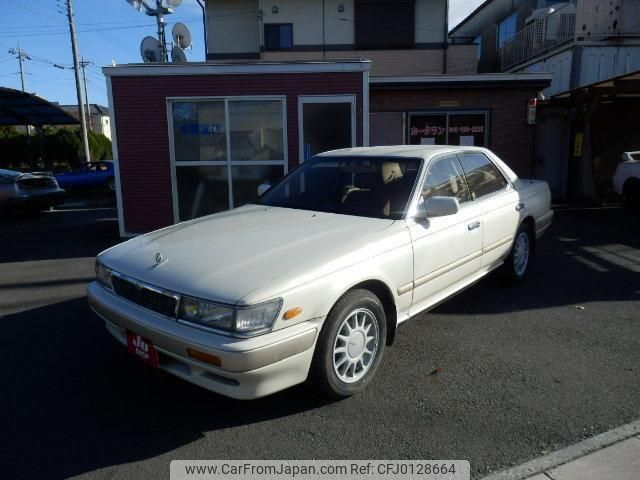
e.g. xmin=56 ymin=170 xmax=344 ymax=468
xmin=54 ymin=161 xmax=115 ymax=193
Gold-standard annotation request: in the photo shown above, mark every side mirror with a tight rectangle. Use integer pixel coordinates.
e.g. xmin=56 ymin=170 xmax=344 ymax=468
xmin=414 ymin=196 xmax=460 ymax=219
xmin=257 ymin=183 xmax=271 ymax=196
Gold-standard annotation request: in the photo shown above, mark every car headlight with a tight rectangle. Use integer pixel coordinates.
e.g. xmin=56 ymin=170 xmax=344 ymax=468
xmin=95 ymin=261 xmax=113 ymax=290
xmin=235 ymin=299 xmax=283 ymax=334
xmin=179 ymin=297 xmax=282 ymax=336
xmin=180 ymin=297 xmax=235 ymax=331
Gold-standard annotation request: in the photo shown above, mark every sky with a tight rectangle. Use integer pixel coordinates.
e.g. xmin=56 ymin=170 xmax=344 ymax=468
xmin=0 ymin=0 xmax=484 ymax=107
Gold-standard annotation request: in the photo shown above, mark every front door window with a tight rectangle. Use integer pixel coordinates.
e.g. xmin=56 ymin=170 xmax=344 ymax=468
xmin=299 ymin=96 xmax=355 ymax=161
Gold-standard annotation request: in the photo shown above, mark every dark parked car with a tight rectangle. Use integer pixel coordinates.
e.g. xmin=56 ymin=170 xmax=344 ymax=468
xmin=0 ymin=169 xmax=65 ymax=214
xmin=54 ymin=161 xmax=115 ymax=193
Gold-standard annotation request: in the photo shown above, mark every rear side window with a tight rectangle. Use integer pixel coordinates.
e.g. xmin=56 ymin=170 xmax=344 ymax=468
xmin=457 ymin=153 xmax=507 ymax=200
xmin=422 ymin=154 xmax=471 ymax=203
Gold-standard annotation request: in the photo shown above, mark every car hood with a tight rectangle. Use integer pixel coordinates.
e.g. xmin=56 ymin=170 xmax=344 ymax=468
xmin=99 ymin=205 xmax=395 ymax=304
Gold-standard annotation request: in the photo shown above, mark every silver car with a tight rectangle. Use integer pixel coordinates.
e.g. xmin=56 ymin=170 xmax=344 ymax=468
xmin=0 ymin=169 xmax=65 ymax=214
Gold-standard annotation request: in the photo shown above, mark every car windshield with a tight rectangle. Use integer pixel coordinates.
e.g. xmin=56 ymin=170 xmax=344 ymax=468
xmin=256 ymin=156 xmax=422 ymax=219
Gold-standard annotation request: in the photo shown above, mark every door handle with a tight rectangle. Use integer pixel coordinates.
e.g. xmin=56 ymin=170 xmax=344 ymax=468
xmin=468 ymin=221 xmax=481 ymax=231
xmin=516 ymin=202 xmax=525 ymax=211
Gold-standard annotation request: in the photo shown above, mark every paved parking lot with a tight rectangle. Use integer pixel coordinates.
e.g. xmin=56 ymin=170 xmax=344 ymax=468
xmin=1 ymin=206 xmax=639 ymax=480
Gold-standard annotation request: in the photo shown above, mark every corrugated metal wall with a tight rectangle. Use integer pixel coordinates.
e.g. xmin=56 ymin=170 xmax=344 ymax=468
xmin=579 ymin=45 xmax=640 ymax=86
xmin=522 ymin=49 xmax=573 ymax=95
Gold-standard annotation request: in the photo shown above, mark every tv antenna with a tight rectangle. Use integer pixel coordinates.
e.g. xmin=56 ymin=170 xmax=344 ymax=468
xmin=171 ymin=46 xmax=187 ymax=63
xmin=126 ymin=0 xmax=192 ymax=63
xmin=172 ymin=22 xmax=192 ymax=49
xmin=140 ymin=36 xmax=163 ymax=62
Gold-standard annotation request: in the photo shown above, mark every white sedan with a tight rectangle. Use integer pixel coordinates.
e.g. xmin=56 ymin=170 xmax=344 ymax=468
xmin=88 ymin=146 xmax=553 ymax=400
xmin=612 ymin=151 xmax=640 ymax=211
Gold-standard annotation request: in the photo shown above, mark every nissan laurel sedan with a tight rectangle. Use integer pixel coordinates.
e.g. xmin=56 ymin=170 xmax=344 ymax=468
xmin=87 ymin=146 xmax=553 ymax=400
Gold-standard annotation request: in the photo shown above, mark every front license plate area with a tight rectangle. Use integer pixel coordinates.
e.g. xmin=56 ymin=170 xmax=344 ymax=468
xmin=126 ymin=331 xmax=159 ymax=369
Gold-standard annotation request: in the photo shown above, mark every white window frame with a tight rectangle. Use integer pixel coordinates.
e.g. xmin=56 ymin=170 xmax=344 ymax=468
xmin=166 ymin=95 xmax=288 ymax=223
xmin=297 ymin=94 xmax=357 ymax=163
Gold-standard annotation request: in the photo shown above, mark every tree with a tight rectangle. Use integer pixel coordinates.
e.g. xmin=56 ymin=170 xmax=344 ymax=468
xmin=0 ymin=126 xmax=18 ymax=139
xmin=0 ymin=125 xmax=112 ymax=170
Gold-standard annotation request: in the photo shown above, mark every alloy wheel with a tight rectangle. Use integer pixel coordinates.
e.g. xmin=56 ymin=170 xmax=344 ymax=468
xmin=332 ymin=308 xmax=380 ymax=383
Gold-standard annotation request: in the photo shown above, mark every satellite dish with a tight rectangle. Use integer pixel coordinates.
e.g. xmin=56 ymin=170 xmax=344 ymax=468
xmin=171 ymin=46 xmax=187 ymax=63
xmin=167 ymin=0 xmax=182 ymax=7
xmin=140 ymin=36 xmax=163 ymax=63
xmin=172 ymin=22 xmax=192 ymax=49
xmin=125 ymin=0 xmax=143 ymax=12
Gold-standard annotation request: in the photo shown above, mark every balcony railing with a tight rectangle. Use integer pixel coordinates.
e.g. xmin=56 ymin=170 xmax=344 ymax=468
xmin=498 ymin=1 xmax=576 ymax=71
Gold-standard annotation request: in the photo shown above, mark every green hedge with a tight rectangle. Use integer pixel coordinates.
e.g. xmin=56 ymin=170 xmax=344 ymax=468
xmin=0 ymin=126 xmax=112 ymax=171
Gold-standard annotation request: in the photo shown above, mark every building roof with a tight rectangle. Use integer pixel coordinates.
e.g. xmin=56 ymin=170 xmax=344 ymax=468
xmin=449 ymin=0 xmax=514 ymax=38
xmin=370 ymin=72 xmax=552 ymax=89
xmin=0 ymin=87 xmax=79 ymax=127
xmin=102 ymin=60 xmax=372 ymax=77
xmin=58 ymin=104 xmax=110 ymax=116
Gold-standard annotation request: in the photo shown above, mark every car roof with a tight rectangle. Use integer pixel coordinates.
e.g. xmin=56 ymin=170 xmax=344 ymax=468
xmin=0 ymin=169 xmax=21 ymax=178
xmin=315 ymin=145 xmax=487 ymax=160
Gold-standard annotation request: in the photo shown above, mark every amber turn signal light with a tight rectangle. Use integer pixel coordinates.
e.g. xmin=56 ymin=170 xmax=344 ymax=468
xmin=187 ymin=348 xmax=222 ymax=367
xmin=283 ymin=307 xmax=302 ymax=320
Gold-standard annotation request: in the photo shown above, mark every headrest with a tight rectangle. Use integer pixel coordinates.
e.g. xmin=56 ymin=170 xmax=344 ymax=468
xmin=382 ymin=162 xmax=404 ymax=184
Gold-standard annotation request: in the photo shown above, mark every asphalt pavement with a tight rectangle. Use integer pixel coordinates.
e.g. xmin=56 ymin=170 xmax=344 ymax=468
xmin=0 ymin=206 xmax=639 ymax=480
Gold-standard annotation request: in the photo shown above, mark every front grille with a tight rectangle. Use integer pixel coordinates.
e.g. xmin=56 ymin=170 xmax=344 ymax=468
xmin=17 ymin=177 xmax=56 ymax=189
xmin=112 ymin=275 xmax=178 ymax=318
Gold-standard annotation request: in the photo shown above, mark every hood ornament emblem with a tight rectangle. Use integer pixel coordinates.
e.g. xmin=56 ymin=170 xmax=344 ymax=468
xmin=155 ymin=252 xmax=163 ymax=265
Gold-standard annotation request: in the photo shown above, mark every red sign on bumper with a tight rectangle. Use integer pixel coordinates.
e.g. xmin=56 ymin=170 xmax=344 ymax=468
xmin=126 ymin=331 xmax=159 ymax=369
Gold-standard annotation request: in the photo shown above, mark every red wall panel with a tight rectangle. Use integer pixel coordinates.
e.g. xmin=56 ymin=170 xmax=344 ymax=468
xmin=111 ymin=71 xmax=364 ymax=234
xmin=371 ymin=87 xmax=538 ymax=178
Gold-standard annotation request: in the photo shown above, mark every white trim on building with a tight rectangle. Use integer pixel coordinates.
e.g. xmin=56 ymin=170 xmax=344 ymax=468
xmin=103 ymin=60 xmax=372 ymax=77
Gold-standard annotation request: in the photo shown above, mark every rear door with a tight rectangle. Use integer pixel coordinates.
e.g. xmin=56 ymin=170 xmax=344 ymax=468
xmin=407 ymin=154 xmax=484 ymax=307
xmin=457 ymin=152 xmax=520 ymax=267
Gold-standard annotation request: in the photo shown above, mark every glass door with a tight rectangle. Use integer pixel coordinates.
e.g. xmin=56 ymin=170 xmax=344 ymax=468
xmin=298 ymin=95 xmax=356 ymax=161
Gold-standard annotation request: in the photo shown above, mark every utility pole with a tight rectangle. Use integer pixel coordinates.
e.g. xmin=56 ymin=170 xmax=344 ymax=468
xmin=10 ymin=43 xmax=33 ymax=167
xmin=15 ymin=44 xmax=27 ymax=91
xmin=66 ymin=0 xmax=91 ymax=162
xmin=145 ymin=0 xmax=169 ymax=62
xmin=156 ymin=0 xmax=168 ymax=62
xmin=80 ymin=54 xmax=92 ymax=130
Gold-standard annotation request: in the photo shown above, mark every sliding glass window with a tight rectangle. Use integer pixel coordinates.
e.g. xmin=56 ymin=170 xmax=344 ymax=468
xmin=169 ymin=97 xmax=287 ymax=221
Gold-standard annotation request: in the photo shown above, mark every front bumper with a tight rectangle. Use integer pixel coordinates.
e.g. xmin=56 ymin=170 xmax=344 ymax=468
xmin=87 ymin=282 xmax=321 ymax=399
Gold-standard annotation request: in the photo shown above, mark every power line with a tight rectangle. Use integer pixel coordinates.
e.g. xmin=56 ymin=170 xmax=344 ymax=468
xmin=5 ymin=0 xmax=66 ymax=24
xmin=0 ymin=16 xmax=202 ymax=31
xmin=0 ymin=22 xmax=206 ymax=37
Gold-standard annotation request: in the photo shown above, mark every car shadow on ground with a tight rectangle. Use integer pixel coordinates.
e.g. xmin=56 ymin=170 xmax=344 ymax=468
xmin=433 ymin=207 xmax=640 ymax=316
xmin=0 ymin=297 xmax=333 ymax=479
xmin=0 ymin=208 xmax=120 ymax=264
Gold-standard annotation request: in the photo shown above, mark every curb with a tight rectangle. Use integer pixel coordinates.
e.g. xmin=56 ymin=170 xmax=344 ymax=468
xmin=480 ymin=419 xmax=640 ymax=480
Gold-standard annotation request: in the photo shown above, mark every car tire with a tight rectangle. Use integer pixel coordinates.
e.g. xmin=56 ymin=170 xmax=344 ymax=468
xmin=309 ymin=289 xmax=386 ymax=399
xmin=502 ymin=223 xmax=533 ymax=284
xmin=622 ymin=179 xmax=640 ymax=212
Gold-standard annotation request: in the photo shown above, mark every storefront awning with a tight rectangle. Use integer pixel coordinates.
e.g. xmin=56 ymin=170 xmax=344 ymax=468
xmin=0 ymin=87 xmax=79 ymax=127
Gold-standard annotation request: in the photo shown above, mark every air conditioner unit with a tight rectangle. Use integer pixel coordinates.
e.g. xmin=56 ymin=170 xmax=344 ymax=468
xmin=526 ymin=7 xmax=554 ymax=26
